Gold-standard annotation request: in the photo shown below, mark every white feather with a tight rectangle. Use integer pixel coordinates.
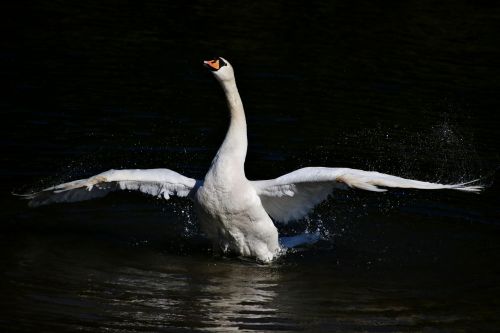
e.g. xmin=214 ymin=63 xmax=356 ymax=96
xmin=19 ymin=168 xmax=198 ymax=207
xmin=252 ymin=167 xmax=483 ymax=223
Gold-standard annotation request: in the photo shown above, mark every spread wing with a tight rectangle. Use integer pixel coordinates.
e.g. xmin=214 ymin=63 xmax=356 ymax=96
xmin=251 ymin=167 xmax=482 ymax=223
xmin=17 ymin=168 xmax=201 ymax=207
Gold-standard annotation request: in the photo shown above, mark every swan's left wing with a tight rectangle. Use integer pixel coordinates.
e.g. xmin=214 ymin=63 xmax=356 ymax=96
xmin=252 ymin=167 xmax=482 ymax=223
xmin=17 ymin=168 xmax=200 ymax=207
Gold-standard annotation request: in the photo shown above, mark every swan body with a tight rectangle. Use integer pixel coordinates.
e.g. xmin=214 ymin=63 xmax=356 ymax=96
xmin=18 ymin=57 xmax=483 ymax=262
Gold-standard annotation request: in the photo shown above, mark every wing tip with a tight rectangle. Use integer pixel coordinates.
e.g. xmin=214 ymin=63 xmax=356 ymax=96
xmin=12 ymin=190 xmax=48 ymax=207
xmin=12 ymin=192 xmax=36 ymax=200
xmin=453 ymin=185 xmax=484 ymax=193
xmin=450 ymin=179 xmax=484 ymax=193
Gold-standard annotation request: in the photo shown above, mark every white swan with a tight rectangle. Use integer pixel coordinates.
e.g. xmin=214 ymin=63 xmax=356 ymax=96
xmin=18 ymin=57 xmax=483 ymax=262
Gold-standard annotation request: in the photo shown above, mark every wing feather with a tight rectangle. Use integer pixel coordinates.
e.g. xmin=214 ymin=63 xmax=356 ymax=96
xmin=17 ymin=168 xmax=200 ymax=207
xmin=252 ymin=167 xmax=482 ymax=223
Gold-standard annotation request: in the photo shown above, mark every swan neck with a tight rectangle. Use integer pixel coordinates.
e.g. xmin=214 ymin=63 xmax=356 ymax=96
xmin=215 ymin=78 xmax=248 ymax=171
xmin=222 ymin=79 xmax=244 ymax=119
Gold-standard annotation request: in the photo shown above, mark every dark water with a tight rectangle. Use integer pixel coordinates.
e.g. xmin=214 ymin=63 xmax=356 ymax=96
xmin=2 ymin=0 xmax=500 ymax=331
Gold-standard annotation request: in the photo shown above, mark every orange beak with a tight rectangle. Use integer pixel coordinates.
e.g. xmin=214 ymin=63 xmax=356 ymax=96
xmin=204 ymin=59 xmax=220 ymax=71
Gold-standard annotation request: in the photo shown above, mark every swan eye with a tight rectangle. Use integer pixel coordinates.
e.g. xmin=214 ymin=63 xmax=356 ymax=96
xmin=218 ymin=58 xmax=227 ymax=67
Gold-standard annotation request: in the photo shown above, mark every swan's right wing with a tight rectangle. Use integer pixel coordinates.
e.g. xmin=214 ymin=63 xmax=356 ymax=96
xmin=252 ymin=167 xmax=482 ymax=223
xmin=17 ymin=168 xmax=200 ymax=207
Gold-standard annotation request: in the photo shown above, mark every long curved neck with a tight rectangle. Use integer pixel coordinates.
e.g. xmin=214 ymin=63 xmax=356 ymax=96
xmin=214 ymin=78 xmax=248 ymax=171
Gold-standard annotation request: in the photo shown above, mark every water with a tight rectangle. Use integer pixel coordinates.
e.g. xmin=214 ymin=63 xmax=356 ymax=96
xmin=2 ymin=0 xmax=500 ymax=331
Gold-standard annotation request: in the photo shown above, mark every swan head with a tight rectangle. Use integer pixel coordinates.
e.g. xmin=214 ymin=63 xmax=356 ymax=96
xmin=204 ymin=57 xmax=235 ymax=83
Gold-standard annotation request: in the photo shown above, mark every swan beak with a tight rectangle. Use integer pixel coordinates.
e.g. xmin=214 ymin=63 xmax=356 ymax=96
xmin=204 ymin=59 xmax=221 ymax=71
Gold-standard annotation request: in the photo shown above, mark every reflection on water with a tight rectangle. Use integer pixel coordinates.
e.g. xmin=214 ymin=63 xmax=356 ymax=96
xmin=2 ymin=236 xmax=287 ymax=331
xmin=2 ymin=227 xmax=500 ymax=332
xmin=198 ymin=264 xmax=280 ymax=331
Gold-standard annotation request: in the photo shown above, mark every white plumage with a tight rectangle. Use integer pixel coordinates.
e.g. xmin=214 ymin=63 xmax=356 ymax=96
xmin=20 ymin=169 xmax=198 ymax=207
xmin=18 ymin=57 xmax=483 ymax=262
xmin=252 ymin=167 xmax=481 ymax=223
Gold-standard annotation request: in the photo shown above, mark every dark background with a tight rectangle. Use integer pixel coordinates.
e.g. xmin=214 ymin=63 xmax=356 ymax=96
xmin=1 ymin=0 xmax=499 ymax=331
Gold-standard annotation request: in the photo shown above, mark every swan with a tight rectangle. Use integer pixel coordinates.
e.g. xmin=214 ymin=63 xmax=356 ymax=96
xmin=17 ymin=57 xmax=483 ymax=262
